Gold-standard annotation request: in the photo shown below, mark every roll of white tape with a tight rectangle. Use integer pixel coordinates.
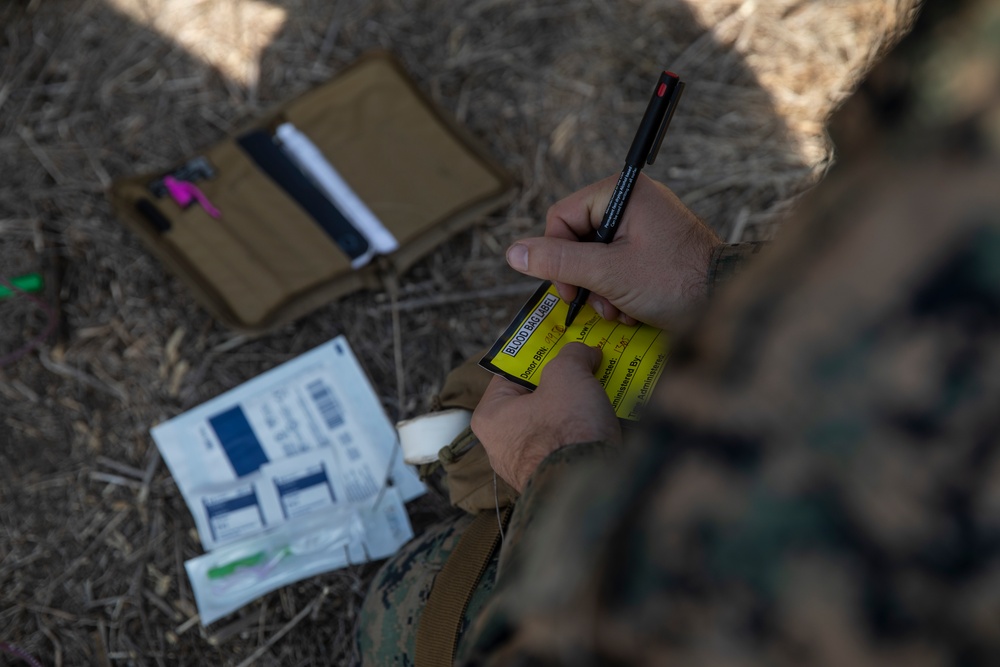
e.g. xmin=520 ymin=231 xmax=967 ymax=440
xmin=396 ymin=409 xmax=473 ymax=465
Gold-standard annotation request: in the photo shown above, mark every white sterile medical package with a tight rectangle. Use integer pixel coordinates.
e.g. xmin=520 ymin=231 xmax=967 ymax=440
xmin=151 ymin=337 xmax=424 ymax=624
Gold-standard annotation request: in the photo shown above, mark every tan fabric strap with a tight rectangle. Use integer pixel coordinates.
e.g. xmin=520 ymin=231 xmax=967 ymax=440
xmin=415 ymin=506 xmax=513 ymax=667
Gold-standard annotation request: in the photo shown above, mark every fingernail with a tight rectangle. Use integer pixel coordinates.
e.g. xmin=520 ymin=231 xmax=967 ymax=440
xmin=593 ymin=300 xmax=605 ymax=318
xmin=507 ymin=244 xmax=528 ymax=271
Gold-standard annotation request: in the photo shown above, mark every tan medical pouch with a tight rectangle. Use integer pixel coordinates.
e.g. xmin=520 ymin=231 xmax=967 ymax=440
xmin=109 ymin=51 xmax=513 ymax=333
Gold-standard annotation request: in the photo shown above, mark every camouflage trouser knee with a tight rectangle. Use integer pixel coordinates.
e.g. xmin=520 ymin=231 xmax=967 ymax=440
xmin=355 ymin=512 xmax=499 ymax=666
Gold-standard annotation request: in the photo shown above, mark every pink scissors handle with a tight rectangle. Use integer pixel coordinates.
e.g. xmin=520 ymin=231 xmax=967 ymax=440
xmin=164 ymin=175 xmax=221 ymax=219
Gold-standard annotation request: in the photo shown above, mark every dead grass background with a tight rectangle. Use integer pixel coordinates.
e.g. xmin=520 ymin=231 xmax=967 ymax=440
xmin=1 ymin=0 xmax=918 ymax=664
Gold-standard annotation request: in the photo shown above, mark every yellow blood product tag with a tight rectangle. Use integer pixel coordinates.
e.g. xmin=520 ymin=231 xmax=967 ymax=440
xmin=479 ymin=282 xmax=669 ymax=421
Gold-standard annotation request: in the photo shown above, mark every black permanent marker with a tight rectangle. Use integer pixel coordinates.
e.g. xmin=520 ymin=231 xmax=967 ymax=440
xmin=564 ymin=71 xmax=684 ymax=327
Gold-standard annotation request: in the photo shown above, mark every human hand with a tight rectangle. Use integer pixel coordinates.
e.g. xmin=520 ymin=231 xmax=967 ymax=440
xmin=471 ymin=343 xmax=621 ymax=493
xmin=505 ymin=174 xmax=721 ymax=329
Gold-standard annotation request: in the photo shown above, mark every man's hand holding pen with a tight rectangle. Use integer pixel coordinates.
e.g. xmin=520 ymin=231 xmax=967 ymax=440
xmin=506 ymin=174 xmax=719 ymax=330
xmin=472 ymin=69 xmax=721 ymax=489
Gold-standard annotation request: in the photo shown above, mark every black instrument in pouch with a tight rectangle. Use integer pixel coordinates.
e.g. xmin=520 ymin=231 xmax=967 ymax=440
xmin=236 ymin=130 xmax=370 ymax=260
xmin=136 ymin=198 xmax=172 ymax=233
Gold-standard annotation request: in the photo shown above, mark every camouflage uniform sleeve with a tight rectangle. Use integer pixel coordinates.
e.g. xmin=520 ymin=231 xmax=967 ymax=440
xmin=459 ymin=1 xmax=1000 ymax=664
xmin=464 ymin=164 xmax=1000 ymax=666
xmin=707 ymin=242 xmax=766 ymax=296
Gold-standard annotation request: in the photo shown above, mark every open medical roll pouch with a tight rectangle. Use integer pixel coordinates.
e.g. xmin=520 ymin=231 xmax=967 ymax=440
xmin=109 ymin=52 xmax=513 ymax=333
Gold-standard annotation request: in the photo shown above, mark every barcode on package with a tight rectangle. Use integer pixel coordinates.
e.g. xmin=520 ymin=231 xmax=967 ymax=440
xmin=308 ymin=380 xmax=344 ymax=429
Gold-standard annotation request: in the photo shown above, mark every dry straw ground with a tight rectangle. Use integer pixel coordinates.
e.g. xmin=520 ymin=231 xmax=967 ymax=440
xmin=1 ymin=0 xmax=916 ymax=664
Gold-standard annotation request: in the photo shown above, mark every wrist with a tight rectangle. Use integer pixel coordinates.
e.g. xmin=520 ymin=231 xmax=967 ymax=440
xmin=707 ymin=242 xmax=766 ymax=296
xmin=674 ymin=224 xmax=722 ymax=309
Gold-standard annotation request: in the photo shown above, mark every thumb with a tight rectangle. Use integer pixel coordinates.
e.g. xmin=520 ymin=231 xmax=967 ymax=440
xmin=537 ymin=343 xmax=603 ymax=388
xmin=506 ymin=238 xmax=617 ymax=296
xmin=477 ymin=374 xmax=530 ymax=413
